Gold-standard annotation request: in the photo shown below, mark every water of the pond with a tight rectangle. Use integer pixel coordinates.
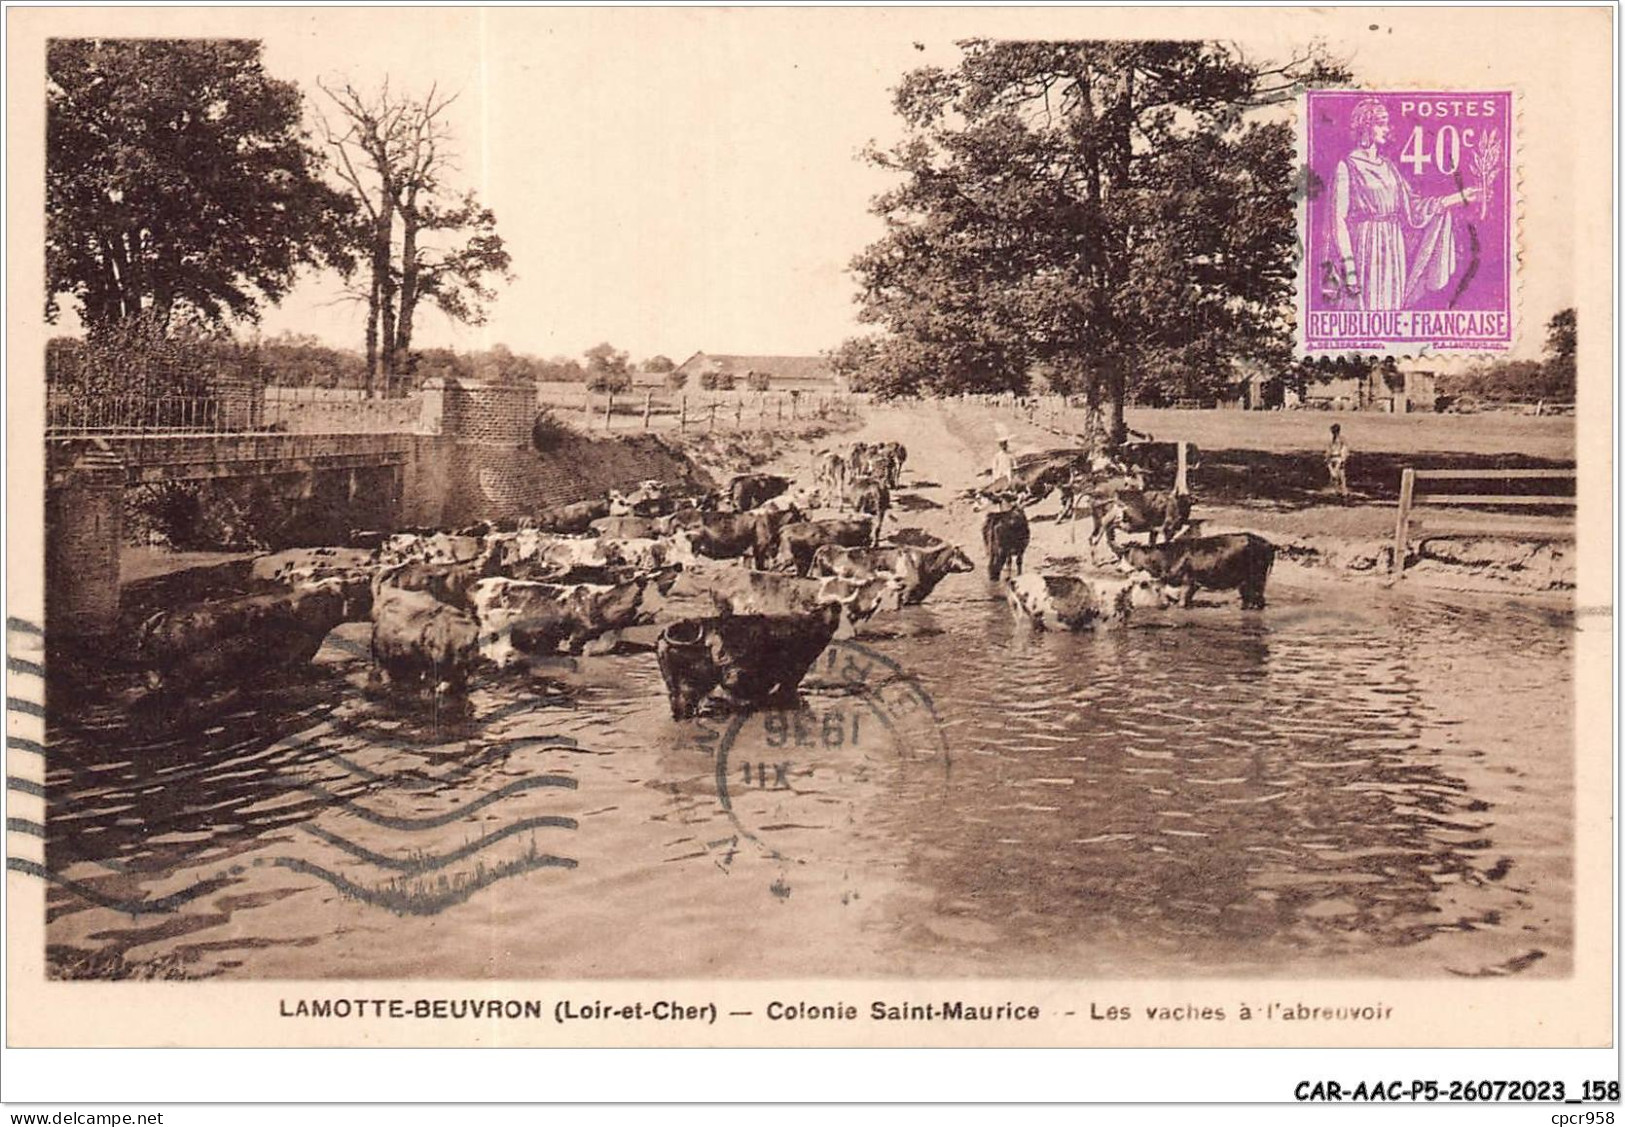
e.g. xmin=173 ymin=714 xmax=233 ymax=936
xmin=44 ymin=573 xmax=1571 ymax=980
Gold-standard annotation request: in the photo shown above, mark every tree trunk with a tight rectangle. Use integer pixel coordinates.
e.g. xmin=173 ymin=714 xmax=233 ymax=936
xmin=1107 ymin=363 xmax=1127 ymax=447
xmin=395 ymin=214 xmax=419 ymax=376
xmin=366 ymin=210 xmax=395 ymax=395
xmin=363 ymin=278 xmax=380 ymax=396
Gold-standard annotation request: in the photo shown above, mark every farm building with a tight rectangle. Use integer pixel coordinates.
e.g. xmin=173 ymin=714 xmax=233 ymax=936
xmin=1215 ymin=358 xmax=1437 ymax=412
xmin=672 ymin=352 xmax=836 ymax=392
xmin=1298 ymin=360 xmax=1438 ymax=413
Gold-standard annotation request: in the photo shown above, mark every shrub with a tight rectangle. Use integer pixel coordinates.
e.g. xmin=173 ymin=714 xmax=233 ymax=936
xmin=531 ymin=407 xmax=571 ymax=451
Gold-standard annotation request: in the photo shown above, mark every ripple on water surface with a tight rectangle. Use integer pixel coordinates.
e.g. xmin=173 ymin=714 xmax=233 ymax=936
xmin=43 ymin=583 xmax=1572 ymax=979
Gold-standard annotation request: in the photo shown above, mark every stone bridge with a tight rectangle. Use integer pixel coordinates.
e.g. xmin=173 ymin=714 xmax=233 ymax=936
xmin=45 ymin=379 xmax=705 ymax=637
xmin=46 ymin=431 xmax=429 ymax=638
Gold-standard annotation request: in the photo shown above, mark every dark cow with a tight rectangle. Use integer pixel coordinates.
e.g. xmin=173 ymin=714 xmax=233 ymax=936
xmin=861 ymin=443 xmax=903 ymax=489
xmin=470 ymin=571 xmax=674 ymax=666
xmin=987 ymin=449 xmax=1089 ymax=501
xmin=655 ymin=604 xmax=842 ymax=719
xmin=886 ymin=527 xmax=945 ymax=550
xmin=1111 ymin=532 xmax=1275 ymax=610
xmin=671 ymin=506 xmax=802 ymax=569
xmin=811 ymin=541 xmax=974 ymax=605
xmin=534 ymin=498 xmax=612 ymax=535
xmin=982 ymin=504 xmax=1031 ymax=581
xmin=1119 ymin=441 xmax=1202 ymax=492
xmin=776 ymin=517 xmax=875 ymax=576
xmin=879 ymin=441 xmax=908 ymax=478
xmin=370 ymin=586 xmax=480 ymax=694
xmin=729 ymin=473 xmax=792 ymax=512
xmin=843 ymin=477 xmax=889 ymax=542
xmin=1090 ymin=487 xmax=1192 ymax=558
xmin=139 ymin=577 xmax=371 ymax=691
xmin=609 ymin=481 xmax=687 ymax=518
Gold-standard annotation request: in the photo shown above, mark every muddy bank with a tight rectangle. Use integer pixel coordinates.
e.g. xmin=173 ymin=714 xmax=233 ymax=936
xmin=754 ymin=403 xmax=1577 ymax=602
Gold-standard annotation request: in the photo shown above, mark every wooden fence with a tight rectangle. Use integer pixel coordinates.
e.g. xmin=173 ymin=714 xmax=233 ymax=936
xmin=555 ymin=388 xmax=858 ymax=433
xmin=1391 ymin=466 xmax=1577 ymax=573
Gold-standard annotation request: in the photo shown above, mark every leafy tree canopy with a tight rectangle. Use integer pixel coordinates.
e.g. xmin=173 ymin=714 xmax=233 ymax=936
xmin=850 ymin=38 xmax=1345 ymax=439
xmin=47 ymin=39 xmax=353 ymax=327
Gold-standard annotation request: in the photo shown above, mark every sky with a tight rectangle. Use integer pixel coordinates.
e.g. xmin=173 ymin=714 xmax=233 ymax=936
xmin=27 ymin=7 xmax=1598 ymax=365
xmin=256 ymin=8 xmax=949 ymax=364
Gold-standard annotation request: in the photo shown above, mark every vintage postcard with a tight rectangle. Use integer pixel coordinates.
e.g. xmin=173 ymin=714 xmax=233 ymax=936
xmin=3 ymin=5 xmax=1614 ymax=1076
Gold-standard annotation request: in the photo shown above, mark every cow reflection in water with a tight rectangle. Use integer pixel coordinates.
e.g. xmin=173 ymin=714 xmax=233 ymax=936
xmin=656 ymin=604 xmax=843 ymax=719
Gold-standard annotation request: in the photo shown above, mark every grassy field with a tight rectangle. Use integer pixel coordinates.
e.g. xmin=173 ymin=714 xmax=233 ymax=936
xmin=1122 ymin=406 xmax=1575 ymax=460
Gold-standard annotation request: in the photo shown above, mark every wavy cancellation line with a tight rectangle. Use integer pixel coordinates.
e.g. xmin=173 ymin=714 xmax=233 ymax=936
xmin=300 ymin=815 xmax=578 ymax=875
xmin=288 ymin=773 xmax=579 ymax=831
xmin=269 ymin=849 xmax=579 ymax=917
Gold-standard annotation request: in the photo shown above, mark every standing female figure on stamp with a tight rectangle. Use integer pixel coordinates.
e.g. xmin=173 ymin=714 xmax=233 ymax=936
xmin=1331 ymin=97 xmax=1481 ymax=311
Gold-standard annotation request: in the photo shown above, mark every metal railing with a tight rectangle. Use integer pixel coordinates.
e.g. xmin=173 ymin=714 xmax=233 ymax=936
xmin=46 ymin=391 xmax=266 ymax=436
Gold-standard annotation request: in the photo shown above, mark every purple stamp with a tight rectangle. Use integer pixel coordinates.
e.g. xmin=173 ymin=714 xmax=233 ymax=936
xmin=1302 ymin=90 xmax=1514 ymax=355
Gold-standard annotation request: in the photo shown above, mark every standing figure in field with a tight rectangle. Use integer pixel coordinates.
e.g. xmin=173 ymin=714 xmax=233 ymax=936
xmin=989 ymin=429 xmax=1017 ymax=487
xmin=1325 ymin=423 xmax=1351 ymax=501
xmin=1331 ymin=98 xmax=1480 ymax=310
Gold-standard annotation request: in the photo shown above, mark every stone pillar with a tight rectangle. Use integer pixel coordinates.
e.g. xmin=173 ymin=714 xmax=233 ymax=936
xmin=46 ymin=445 xmax=125 ymax=638
xmin=417 ymin=377 xmax=447 ymax=436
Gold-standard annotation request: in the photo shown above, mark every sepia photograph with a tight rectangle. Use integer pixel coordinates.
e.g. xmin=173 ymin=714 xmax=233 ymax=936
xmin=3 ymin=4 xmax=1614 ymax=1080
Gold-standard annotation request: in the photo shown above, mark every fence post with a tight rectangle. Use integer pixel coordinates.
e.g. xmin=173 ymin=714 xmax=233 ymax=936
xmin=604 ymin=391 xmax=615 ymax=430
xmin=643 ymin=390 xmax=653 ymax=430
xmin=1391 ymin=468 xmax=1416 ymax=575
xmin=778 ymin=396 xmax=784 ymax=422
xmin=735 ymin=399 xmax=743 ymax=429
xmin=709 ymin=401 xmax=718 ymax=432
xmin=1175 ymin=441 xmax=1189 ymax=496
xmin=679 ymin=395 xmax=687 ymax=432
xmin=583 ymin=389 xmax=592 ymax=423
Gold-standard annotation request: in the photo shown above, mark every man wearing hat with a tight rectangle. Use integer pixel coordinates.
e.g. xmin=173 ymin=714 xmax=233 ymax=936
xmin=990 ymin=425 xmax=1017 ymax=486
xmin=1325 ymin=423 xmax=1351 ymax=500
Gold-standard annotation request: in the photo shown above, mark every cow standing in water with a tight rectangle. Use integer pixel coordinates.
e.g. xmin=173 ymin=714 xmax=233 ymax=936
xmin=1110 ymin=532 xmax=1276 ymax=610
xmin=982 ymin=501 xmax=1030 ymax=581
xmin=656 ymin=604 xmax=843 ymax=719
xmin=843 ymin=477 xmax=890 ymax=544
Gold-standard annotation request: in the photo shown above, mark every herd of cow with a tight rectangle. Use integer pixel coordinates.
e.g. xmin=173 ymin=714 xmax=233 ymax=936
xmin=131 ymin=436 xmax=1276 ymax=723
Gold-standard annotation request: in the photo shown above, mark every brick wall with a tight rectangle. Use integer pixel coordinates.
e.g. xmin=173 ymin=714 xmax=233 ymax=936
xmin=439 ymin=433 xmax=709 ymax=524
xmin=441 ymin=381 xmax=535 ymax=446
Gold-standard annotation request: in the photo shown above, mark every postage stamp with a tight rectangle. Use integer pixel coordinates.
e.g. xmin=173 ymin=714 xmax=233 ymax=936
xmin=1301 ymin=90 xmax=1515 ymax=356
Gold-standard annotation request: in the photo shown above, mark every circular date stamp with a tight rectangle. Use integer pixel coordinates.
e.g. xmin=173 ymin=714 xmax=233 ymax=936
xmin=701 ymin=639 xmax=950 ymax=862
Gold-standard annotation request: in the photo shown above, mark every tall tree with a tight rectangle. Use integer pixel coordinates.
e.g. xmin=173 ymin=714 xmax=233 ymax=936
xmin=1542 ymin=308 xmax=1576 ymax=399
xmin=46 ymin=39 xmax=352 ymax=328
xmin=852 ymin=39 xmax=1345 ymax=443
xmin=319 ymin=79 xmax=511 ymax=393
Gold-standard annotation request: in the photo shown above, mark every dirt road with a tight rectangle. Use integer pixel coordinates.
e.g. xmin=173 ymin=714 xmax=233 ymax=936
xmin=755 ymin=399 xmax=1575 ymax=594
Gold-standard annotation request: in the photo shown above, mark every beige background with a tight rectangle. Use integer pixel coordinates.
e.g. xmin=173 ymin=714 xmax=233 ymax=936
xmin=5 ymin=5 xmax=1614 ymax=1051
